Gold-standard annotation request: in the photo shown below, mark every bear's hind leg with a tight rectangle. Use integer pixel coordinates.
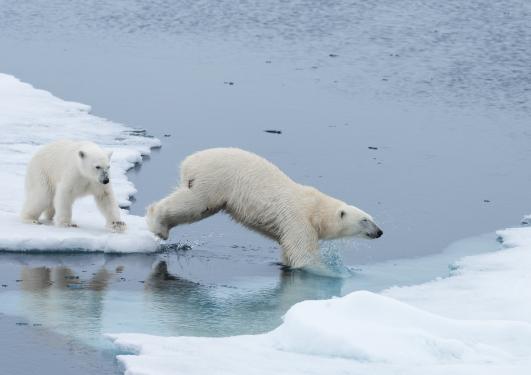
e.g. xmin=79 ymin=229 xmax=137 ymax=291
xmin=163 ymin=187 xmax=218 ymax=226
xmin=43 ymin=206 xmax=55 ymax=222
xmin=20 ymin=188 xmax=53 ymax=224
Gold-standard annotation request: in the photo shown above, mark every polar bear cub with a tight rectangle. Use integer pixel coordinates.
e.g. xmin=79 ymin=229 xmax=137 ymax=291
xmin=146 ymin=148 xmax=382 ymax=268
xmin=20 ymin=140 xmax=126 ymax=232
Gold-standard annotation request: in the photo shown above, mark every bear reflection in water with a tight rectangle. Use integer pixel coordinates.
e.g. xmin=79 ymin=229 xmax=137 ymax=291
xmin=8 ymin=253 xmax=343 ymax=338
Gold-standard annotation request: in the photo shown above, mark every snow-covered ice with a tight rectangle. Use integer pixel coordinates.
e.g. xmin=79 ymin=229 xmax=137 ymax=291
xmin=109 ymin=226 xmax=531 ymax=374
xmin=0 ymin=73 xmax=161 ymax=252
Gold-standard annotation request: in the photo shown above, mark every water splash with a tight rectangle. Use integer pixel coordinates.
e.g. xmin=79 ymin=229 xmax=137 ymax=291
xmin=302 ymin=240 xmax=354 ymax=278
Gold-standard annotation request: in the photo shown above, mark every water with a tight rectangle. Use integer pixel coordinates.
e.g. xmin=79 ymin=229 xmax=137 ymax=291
xmin=0 ymin=0 xmax=529 ymax=372
xmin=0 ymin=2 xmax=529 ymax=265
xmin=0 ymin=232 xmax=501 ymax=347
xmin=0 ymin=314 xmax=121 ymax=375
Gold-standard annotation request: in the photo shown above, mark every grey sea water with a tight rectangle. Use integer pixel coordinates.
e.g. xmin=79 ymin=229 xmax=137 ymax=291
xmin=0 ymin=0 xmax=530 ymax=373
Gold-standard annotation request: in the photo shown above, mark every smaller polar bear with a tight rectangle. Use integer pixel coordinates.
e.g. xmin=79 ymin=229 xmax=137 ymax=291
xmin=146 ymin=148 xmax=382 ymax=268
xmin=20 ymin=140 xmax=126 ymax=232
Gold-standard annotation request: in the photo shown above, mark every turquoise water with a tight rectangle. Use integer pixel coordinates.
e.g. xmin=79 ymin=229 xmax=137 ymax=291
xmin=0 ymin=232 xmax=501 ymax=350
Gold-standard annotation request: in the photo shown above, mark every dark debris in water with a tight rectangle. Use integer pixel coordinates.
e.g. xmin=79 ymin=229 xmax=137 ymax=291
xmin=368 ymin=146 xmax=378 ymax=150
xmin=126 ymin=129 xmax=155 ymax=138
xmin=329 ymin=53 xmax=339 ymax=58
xmin=163 ymin=243 xmax=193 ymax=252
xmin=448 ymin=263 xmax=460 ymax=272
xmin=264 ymin=129 xmax=282 ymax=134
xmin=483 ymin=199 xmax=491 ymax=203
xmin=127 ymin=129 xmax=146 ymax=136
xmin=224 ymin=81 xmax=235 ymax=86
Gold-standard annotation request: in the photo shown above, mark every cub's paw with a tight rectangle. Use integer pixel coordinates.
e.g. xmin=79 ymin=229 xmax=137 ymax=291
xmin=109 ymin=221 xmax=127 ymax=233
xmin=23 ymin=219 xmax=42 ymax=225
xmin=58 ymin=222 xmax=78 ymax=228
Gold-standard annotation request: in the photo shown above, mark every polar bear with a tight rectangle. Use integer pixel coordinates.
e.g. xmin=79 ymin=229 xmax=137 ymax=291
xmin=146 ymin=148 xmax=382 ymax=268
xmin=20 ymin=140 xmax=126 ymax=232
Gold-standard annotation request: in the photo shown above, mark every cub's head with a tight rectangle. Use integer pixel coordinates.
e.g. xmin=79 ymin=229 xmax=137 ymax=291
xmin=321 ymin=203 xmax=383 ymax=241
xmin=77 ymin=144 xmax=113 ymax=185
xmin=146 ymin=203 xmax=170 ymax=240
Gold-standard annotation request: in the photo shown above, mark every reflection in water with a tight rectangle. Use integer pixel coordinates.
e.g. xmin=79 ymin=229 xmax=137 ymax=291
xmin=0 ymin=252 xmax=344 ymax=346
xmin=18 ymin=264 xmax=114 ymax=345
xmin=0 ymin=232 xmax=499 ymax=347
xmin=20 ymin=266 xmax=51 ymax=291
xmin=144 ymin=260 xmax=343 ymax=336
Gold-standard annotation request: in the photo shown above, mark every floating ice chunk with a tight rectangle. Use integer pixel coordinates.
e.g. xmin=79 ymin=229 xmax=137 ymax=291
xmin=0 ymin=210 xmax=158 ymax=253
xmin=0 ymin=73 xmax=161 ymax=252
xmin=109 ymin=291 xmax=531 ymax=374
xmin=110 ymin=225 xmax=531 ymax=373
xmin=496 ymin=226 xmax=531 ymax=248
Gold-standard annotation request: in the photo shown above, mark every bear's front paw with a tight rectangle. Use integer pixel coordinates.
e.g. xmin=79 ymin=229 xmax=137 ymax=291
xmin=109 ymin=220 xmax=127 ymax=233
xmin=58 ymin=222 xmax=78 ymax=228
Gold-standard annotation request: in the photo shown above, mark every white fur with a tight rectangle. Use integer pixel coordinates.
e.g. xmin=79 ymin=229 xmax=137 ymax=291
xmin=146 ymin=148 xmax=382 ymax=268
xmin=20 ymin=140 xmax=126 ymax=232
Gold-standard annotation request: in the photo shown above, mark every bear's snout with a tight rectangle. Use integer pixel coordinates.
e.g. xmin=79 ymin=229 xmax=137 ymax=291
xmin=102 ymin=178 xmax=110 ymax=184
xmin=367 ymin=228 xmax=383 ymax=239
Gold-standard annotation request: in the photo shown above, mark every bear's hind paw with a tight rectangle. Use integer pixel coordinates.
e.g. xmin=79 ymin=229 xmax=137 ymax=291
xmin=57 ymin=222 xmax=78 ymax=228
xmin=109 ymin=220 xmax=127 ymax=233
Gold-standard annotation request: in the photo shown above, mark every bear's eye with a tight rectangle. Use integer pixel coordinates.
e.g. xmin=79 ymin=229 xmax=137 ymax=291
xmin=361 ymin=218 xmax=369 ymax=223
xmin=340 ymin=210 xmax=346 ymax=218
xmin=95 ymin=166 xmax=101 ymax=170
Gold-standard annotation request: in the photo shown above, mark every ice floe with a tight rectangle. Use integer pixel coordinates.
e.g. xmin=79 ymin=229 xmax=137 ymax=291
xmin=109 ymin=227 xmax=531 ymax=374
xmin=0 ymin=73 xmax=161 ymax=252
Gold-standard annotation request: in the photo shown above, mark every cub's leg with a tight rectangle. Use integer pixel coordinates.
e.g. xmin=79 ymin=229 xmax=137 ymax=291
xmin=21 ymin=187 xmax=53 ymax=224
xmin=94 ymin=187 xmax=126 ymax=232
xmin=43 ymin=206 xmax=55 ymax=222
xmin=53 ymin=182 xmax=77 ymax=227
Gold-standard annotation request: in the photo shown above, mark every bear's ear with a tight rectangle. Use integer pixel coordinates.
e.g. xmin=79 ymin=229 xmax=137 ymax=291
xmin=79 ymin=150 xmax=85 ymax=159
xmin=107 ymin=150 xmax=113 ymax=161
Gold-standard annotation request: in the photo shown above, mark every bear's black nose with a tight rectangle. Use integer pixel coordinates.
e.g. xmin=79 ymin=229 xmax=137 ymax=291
xmin=102 ymin=178 xmax=110 ymax=184
xmin=368 ymin=229 xmax=383 ymax=239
